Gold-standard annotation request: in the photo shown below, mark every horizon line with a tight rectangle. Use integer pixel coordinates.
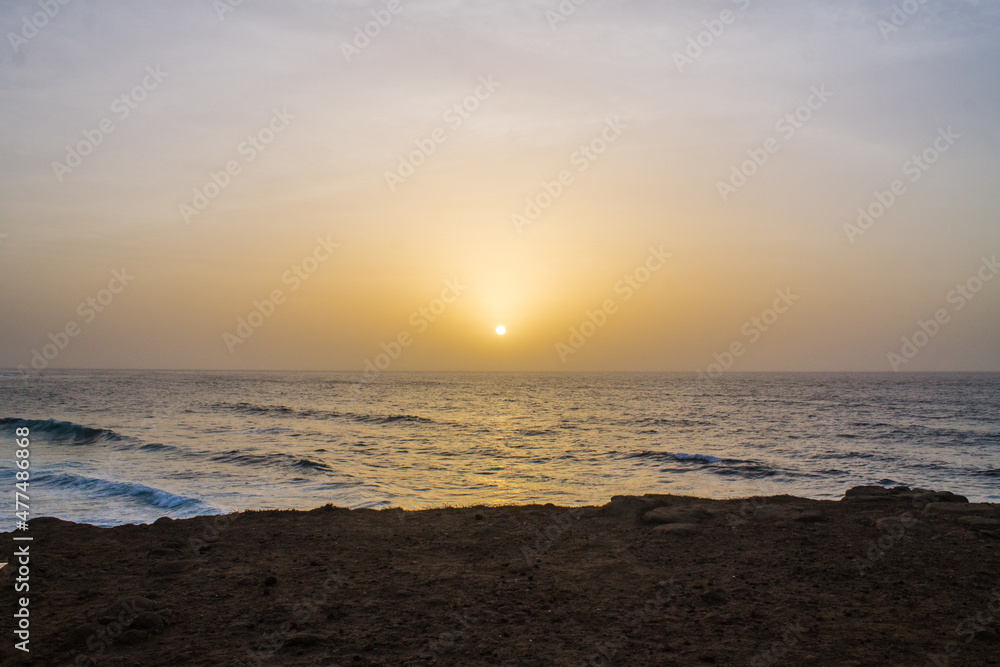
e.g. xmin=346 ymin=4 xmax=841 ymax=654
xmin=5 ymin=368 xmax=1000 ymax=375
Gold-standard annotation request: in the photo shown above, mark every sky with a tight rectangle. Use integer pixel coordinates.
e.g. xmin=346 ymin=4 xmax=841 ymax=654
xmin=1 ymin=0 xmax=998 ymax=373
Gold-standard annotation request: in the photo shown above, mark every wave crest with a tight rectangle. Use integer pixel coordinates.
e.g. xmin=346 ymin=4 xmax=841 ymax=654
xmin=0 ymin=418 xmax=124 ymax=445
xmin=210 ymin=450 xmax=335 ymax=474
xmin=32 ymin=471 xmax=207 ymax=510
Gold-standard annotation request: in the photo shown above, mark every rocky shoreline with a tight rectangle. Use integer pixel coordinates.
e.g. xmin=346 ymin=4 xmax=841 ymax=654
xmin=2 ymin=486 xmax=999 ymax=665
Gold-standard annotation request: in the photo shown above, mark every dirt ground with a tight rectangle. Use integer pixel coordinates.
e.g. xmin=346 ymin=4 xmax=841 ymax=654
xmin=2 ymin=486 xmax=999 ymax=666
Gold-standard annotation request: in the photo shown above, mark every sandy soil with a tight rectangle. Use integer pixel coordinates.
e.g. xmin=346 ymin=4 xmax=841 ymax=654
xmin=2 ymin=486 xmax=999 ymax=666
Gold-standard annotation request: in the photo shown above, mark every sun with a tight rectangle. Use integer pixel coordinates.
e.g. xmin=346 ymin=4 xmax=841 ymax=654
xmin=495 ymin=325 xmax=506 ymax=336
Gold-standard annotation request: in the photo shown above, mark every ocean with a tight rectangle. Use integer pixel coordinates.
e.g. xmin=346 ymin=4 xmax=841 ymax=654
xmin=0 ymin=371 xmax=997 ymax=527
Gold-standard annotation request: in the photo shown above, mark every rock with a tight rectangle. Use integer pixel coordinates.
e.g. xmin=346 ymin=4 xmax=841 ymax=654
xmin=923 ymin=503 xmax=998 ymax=517
xmin=932 ymin=491 xmax=965 ymax=503
xmin=153 ymin=516 xmax=174 ymax=525
xmin=264 ymin=575 xmax=278 ymax=586
xmin=149 ymin=560 xmax=193 ymax=576
xmin=643 ymin=507 xmax=710 ymax=525
xmin=283 ymin=632 xmax=325 ymax=647
xmin=27 ymin=516 xmax=73 ymax=527
xmin=894 ymin=489 xmax=968 ymax=505
xmin=603 ymin=496 xmax=660 ymax=519
xmin=792 ymin=511 xmax=827 ymax=523
xmin=927 ymin=490 xmax=968 ymax=503
xmin=652 ymin=523 xmax=704 ymax=536
xmin=842 ymin=486 xmax=963 ymax=504
xmin=603 ymin=494 xmax=677 ymax=518
xmin=118 ymin=629 xmax=149 ymax=645
xmin=845 ymin=486 xmax=892 ymax=497
xmin=842 ymin=491 xmax=899 ymax=503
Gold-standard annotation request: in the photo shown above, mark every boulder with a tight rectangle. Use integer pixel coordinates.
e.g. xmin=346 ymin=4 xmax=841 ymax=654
xmin=898 ymin=489 xmax=969 ymax=504
xmin=845 ymin=486 xmax=893 ymax=497
xmin=603 ymin=494 xmax=677 ymax=519
xmin=603 ymin=496 xmax=660 ymax=519
xmin=846 ymin=487 xmax=970 ymax=505
xmin=845 ymin=496 xmax=900 ymax=503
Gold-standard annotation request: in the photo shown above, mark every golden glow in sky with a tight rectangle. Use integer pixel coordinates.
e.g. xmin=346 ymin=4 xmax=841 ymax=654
xmin=1 ymin=1 xmax=999 ymax=373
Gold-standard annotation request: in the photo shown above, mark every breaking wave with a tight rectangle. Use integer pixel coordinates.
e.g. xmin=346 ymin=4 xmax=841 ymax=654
xmin=32 ymin=471 xmax=210 ymax=511
xmin=0 ymin=418 xmax=125 ymax=445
